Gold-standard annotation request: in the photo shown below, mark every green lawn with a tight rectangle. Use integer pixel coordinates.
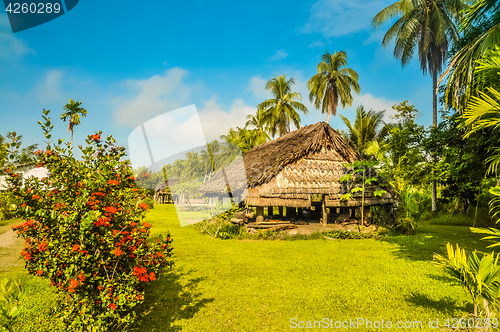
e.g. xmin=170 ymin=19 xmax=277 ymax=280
xmin=1 ymin=205 xmax=496 ymax=331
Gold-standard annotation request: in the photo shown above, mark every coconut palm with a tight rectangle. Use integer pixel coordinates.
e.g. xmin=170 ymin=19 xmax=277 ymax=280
xmin=373 ymin=0 xmax=464 ymax=213
xmin=339 ymin=105 xmax=389 ymax=159
xmin=441 ymin=0 xmax=500 ymax=111
xmin=257 ymin=75 xmax=308 ymax=137
xmin=372 ymin=0 xmax=464 ymax=127
xmin=245 ymin=110 xmax=271 ymax=140
xmin=308 ymin=51 xmax=360 ymax=124
xmin=61 ymin=99 xmax=88 ymax=149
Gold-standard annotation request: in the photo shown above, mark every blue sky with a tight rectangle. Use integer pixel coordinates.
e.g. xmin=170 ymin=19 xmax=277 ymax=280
xmin=0 ymin=0 xmax=437 ymax=158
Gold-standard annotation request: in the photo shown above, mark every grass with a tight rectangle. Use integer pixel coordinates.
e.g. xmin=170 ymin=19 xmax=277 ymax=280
xmin=0 ymin=205 xmax=498 ymax=331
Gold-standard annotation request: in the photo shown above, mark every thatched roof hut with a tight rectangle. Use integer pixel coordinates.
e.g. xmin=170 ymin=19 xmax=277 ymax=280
xmin=153 ymin=177 xmax=179 ymax=204
xmin=201 ymin=122 xmax=396 ymax=224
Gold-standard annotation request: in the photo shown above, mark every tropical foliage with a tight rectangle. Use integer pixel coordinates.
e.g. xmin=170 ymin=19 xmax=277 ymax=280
xmin=308 ymin=51 xmax=360 ymax=123
xmin=257 ymin=75 xmax=308 ymax=137
xmin=6 ymin=111 xmax=173 ymax=331
xmin=60 ymin=99 xmax=88 ymax=149
xmin=339 ymin=105 xmax=389 ymax=159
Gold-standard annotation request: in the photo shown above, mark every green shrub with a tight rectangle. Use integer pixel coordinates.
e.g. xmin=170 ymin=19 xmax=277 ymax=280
xmin=395 ymin=216 xmax=417 ymax=235
xmin=6 ymin=112 xmax=174 ymax=332
xmin=141 ymin=197 xmax=155 ymax=210
xmin=322 ymin=230 xmax=377 ymax=239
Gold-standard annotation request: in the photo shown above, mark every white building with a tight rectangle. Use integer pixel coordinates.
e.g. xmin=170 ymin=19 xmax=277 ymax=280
xmin=0 ymin=164 xmax=50 ymax=191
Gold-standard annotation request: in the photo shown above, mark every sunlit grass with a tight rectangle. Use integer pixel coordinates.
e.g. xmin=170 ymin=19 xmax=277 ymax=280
xmin=0 ymin=205 xmax=495 ymax=331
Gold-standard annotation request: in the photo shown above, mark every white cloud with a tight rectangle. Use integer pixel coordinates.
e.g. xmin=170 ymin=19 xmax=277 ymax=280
xmin=112 ymin=68 xmax=191 ymax=128
xmin=198 ymin=98 xmax=255 ymax=141
xmin=347 ymin=93 xmax=398 ymax=121
xmin=302 ymin=0 xmax=393 ymax=37
xmin=34 ymin=70 xmax=64 ymax=104
xmin=0 ymin=15 xmax=35 ymax=59
xmin=267 ymin=50 xmax=288 ymax=61
xmin=363 ymin=29 xmax=387 ymax=45
xmin=309 ymin=40 xmax=325 ymax=48
xmin=247 ymin=76 xmax=272 ymax=100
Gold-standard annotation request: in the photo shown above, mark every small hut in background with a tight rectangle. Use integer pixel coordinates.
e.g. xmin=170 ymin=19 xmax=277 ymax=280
xmin=153 ymin=177 xmax=179 ymax=204
xmin=201 ymin=122 xmax=397 ymax=225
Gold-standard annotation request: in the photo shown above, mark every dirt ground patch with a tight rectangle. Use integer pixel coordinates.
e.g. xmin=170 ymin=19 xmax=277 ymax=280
xmin=0 ymin=224 xmax=24 ymax=274
xmin=283 ymin=220 xmax=379 ymax=236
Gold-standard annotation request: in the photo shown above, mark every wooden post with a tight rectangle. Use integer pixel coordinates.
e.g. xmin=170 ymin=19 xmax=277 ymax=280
xmin=322 ymin=195 xmax=327 ymax=226
xmin=267 ymin=206 xmax=273 ymax=217
xmin=286 ymin=207 xmax=296 ymax=219
xmin=363 ymin=206 xmax=371 ymax=225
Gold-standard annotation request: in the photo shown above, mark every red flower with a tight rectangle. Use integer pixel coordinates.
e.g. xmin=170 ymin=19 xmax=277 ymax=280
xmin=68 ymin=279 xmax=78 ymax=293
xmin=105 ymin=206 xmax=117 ymax=214
xmin=32 ymin=195 xmax=41 ymax=200
xmin=45 ymin=150 xmax=52 ymax=155
xmin=108 ymin=180 xmax=119 ymax=185
xmin=143 ymin=222 xmax=151 ymax=228
xmin=108 ymin=303 xmax=117 ymax=311
xmin=144 ymin=173 xmax=151 ymax=178
xmin=38 ymin=241 xmax=48 ymax=251
xmin=92 ymin=134 xmax=101 ymax=141
xmin=138 ymin=203 xmax=149 ymax=210
xmin=149 ymin=272 xmax=156 ymax=281
xmin=37 ymin=270 xmax=43 ymax=276
xmin=77 ymin=272 xmax=85 ymax=282
xmin=72 ymin=244 xmax=80 ymax=252
xmin=112 ymin=248 xmax=124 ymax=256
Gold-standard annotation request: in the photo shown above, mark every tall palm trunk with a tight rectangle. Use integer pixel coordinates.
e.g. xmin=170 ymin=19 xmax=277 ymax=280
xmin=432 ymin=71 xmax=438 ymax=213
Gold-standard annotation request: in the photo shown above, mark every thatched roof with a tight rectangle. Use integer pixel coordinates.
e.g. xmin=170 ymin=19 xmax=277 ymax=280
xmin=154 ymin=177 xmax=179 ymax=192
xmin=201 ymin=122 xmax=359 ymax=195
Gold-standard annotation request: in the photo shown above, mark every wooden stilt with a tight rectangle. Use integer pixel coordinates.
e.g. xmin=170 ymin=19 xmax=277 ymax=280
xmin=322 ymin=195 xmax=327 ymax=226
xmin=267 ymin=206 xmax=273 ymax=217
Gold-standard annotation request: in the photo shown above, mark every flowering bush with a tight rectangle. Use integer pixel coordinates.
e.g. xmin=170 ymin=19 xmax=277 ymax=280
xmin=7 ymin=113 xmax=173 ymax=331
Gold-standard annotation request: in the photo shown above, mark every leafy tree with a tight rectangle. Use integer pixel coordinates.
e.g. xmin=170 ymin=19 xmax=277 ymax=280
xmin=220 ymin=127 xmax=267 ymax=154
xmin=308 ymin=51 xmax=360 ymax=124
xmin=379 ymin=102 xmax=427 ymax=189
xmin=339 ymin=105 xmax=389 ymax=159
xmin=7 ymin=112 xmax=173 ymax=331
xmin=257 ymin=75 xmax=308 ymax=137
xmin=424 ymin=110 xmax=500 ymax=214
xmin=60 ymin=99 xmax=88 ymax=150
xmin=339 ymin=160 xmax=386 ymax=231
xmin=373 ymin=0 xmax=465 ymax=213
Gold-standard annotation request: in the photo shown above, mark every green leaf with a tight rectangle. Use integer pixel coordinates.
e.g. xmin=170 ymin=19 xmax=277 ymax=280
xmin=340 ymin=193 xmax=353 ymax=201
xmin=338 ymin=174 xmax=352 ymax=183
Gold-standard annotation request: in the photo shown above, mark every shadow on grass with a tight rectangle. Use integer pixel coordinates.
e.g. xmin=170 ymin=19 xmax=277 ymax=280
xmin=380 ymin=225 xmax=492 ymax=262
xmin=131 ymin=269 xmax=214 ymax=332
xmin=406 ymin=291 xmax=472 ymax=315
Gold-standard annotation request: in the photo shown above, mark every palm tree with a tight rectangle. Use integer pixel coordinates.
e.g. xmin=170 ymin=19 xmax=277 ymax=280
xmin=308 ymin=51 xmax=361 ymax=124
xmin=372 ymin=0 xmax=464 ymax=213
xmin=257 ymin=75 xmax=308 ymax=137
xmin=60 ymin=99 xmax=88 ymax=149
xmin=245 ymin=110 xmax=271 ymax=140
xmin=372 ymin=0 xmax=464 ymax=127
xmin=441 ymin=0 xmax=500 ymax=111
xmin=339 ymin=105 xmax=389 ymax=159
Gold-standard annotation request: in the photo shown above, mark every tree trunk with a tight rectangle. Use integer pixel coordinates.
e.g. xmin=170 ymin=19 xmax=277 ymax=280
xmin=431 ymin=72 xmax=438 ymax=213
xmin=70 ymin=129 xmax=74 ymax=150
